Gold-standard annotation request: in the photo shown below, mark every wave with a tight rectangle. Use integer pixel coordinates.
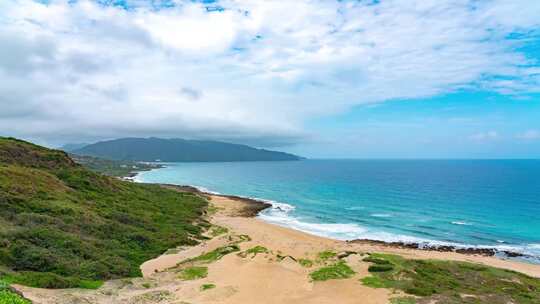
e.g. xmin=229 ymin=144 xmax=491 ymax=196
xmin=451 ymin=221 xmax=472 ymax=226
xmin=370 ymin=213 xmax=392 ymax=218
xmin=131 ymin=178 xmax=540 ymax=264
xmin=345 ymin=206 xmax=365 ymax=211
xmin=256 ymin=198 xmax=540 ymax=263
xmin=190 ymin=185 xmax=222 ymax=195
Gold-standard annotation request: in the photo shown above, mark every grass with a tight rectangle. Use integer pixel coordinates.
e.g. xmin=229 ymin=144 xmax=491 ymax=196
xmin=208 ymin=225 xmax=228 ymax=237
xmin=317 ymin=250 xmax=337 ymax=262
xmin=0 ymin=279 xmax=30 ymax=304
xmin=205 ymin=205 xmax=221 ymax=216
xmin=368 ymin=264 xmax=394 ymax=272
xmin=183 ymin=245 xmax=240 ymax=265
xmin=69 ymin=154 xmax=162 ymax=178
xmin=309 ymin=261 xmax=355 ymax=281
xmin=200 ymin=283 xmax=216 ymax=291
xmin=0 ymin=290 xmax=31 ymax=304
xmin=298 ymin=258 xmax=314 ymax=268
xmin=0 ymin=137 xmax=208 ymax=288
xmin=238 ymin=246 xmax=269 ymax=258
xmin=178 ymin=267 xmax=208 ymax=280
xmin=361 ymin=253 xmax=540 ymax=304
xmin=390 ymin=297 xmax=416 ymax=304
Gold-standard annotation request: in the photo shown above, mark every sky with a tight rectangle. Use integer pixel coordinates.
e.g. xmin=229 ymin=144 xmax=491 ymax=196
xmin=1 ymin=0 xmax=540 ymax=158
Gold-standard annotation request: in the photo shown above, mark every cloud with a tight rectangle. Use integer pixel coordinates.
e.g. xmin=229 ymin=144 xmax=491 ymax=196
xmin=0 ymin=0 xmax=539 ymax=146
xmin=517 ymin=129 xmax=540 ymax=140
xmin=469 ymin=131 xmax=499 ymax=142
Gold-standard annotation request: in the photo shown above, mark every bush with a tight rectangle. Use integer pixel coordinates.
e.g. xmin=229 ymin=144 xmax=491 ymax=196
xmin=361 ymin=254 xmax=540 ymax=303
xmin=310 ymin=261 xmax=355 ymax=281
xmin=0 ymin=290 xmax=31 ymax=304
xmin=368 ymin=264 xmax=394 ymax=272
xmin=0 ymin=139 xmax=208 ymax=288
xmin=179 ymin=267 xmax=208 ymax=280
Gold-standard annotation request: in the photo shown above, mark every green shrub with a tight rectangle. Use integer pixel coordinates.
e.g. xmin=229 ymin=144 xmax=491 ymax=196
xmin=209 ymin=226 xmax=228 ymax=237
xmin=184 ymin=245 xmax=240 ymax=264
xmin=317 ymin=251 xmax=337 ymax=261
xmin=310 ymin=261 xmax=355 ymax=281
xmin=200 ymin=283 xmax=216 ymax=291
xmin=179 ymin=267 xmax=208 ymax=280
xmin=363 ymin=256 xmax=392 ymax=265
xmin=0 ymin=290 xmax=31 ymax=304
xmin=368 ymin=264 xmax=394 ymax=272
xmin=298 ymin=258 xmax=313 ymax=268
xmin=390 ymin=297 xmax=416 ymax=304
xmin=238 ymin=246 xmax=269 ymax=258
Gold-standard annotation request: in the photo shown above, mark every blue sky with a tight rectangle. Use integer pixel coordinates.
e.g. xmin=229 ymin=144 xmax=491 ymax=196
xmin=298 ymin=91 xmax=540 ymax=158
xmin=1 ymin=0 xmax=540 ymax=158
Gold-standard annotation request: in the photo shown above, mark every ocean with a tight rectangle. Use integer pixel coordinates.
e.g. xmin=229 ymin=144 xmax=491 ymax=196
xmin=136 ymin=159 xmax=540 ymax=263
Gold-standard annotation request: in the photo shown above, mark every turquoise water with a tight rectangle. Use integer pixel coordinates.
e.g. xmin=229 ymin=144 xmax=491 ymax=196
xmin=137 ymin=160 xmax=540 ymax=261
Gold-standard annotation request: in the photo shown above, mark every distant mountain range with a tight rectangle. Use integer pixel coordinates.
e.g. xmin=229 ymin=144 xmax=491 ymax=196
xmin=60 ymin=142 xmax=90 ymax=152
xmin=71 ymin=137 xmax=303 ymax=162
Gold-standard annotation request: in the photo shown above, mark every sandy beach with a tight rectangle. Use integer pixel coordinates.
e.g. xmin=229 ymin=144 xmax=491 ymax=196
xmin=14 ymin=192 xmax=540 ymax=304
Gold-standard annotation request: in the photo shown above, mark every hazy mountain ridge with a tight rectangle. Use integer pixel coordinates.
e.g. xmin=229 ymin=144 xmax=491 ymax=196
xmin=73 ymin=137 xmax=302 ymax=162
xmin=59 ymin=143 xmax=90 ymax=152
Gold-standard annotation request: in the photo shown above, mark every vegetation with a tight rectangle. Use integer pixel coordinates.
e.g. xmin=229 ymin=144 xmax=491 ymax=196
xmin=390 ymin=297 xmax=416 ymax=304
xmin=200 ymin=283 xmax=216 ymax=291
xmin=181 ymin=245 xmax=240 ymax=265
xmin=317 ymin=250 xmax=337 ymax=262
xmin=361 ymin=253 xmax=540 ymax=304
xmin=0 ymin=290 xmax=30 ymax=304
xmin=208 ymin=225 xmax=228 ymax=237
xmin=238 ymin=246 xmax=269 ymax=258
xmin=70 ymin=154 xmax=162 ymax=177
xmin=178 ymin=266 xmax=208 ymax=280
xmin=298 ymin=258 xmax=314 ymax=268
xmin=309 ymin=261 xmax=355 ymax=281
xmin=0 ymin=137 xmax=208 ymax=288
xmin=74 ymin=137 xmax=303 ymax=162
xmin=0 ymin=279 xmax=30 ymax=304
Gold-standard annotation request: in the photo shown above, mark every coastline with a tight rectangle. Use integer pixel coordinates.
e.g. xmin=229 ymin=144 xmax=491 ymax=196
xmin=123 ymin=163 xmax=540 ymax=276
xmin=135 ymin=169 xmax=539 ymax=265
xmin=184 ymin=192 xmax=540 ymax=277
xmin=15 ymin=186 xmax=540 ymax=303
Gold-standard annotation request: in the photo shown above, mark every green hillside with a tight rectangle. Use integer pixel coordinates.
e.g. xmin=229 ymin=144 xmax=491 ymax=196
xmin=0 ymin=137 xmax=208 ymax=289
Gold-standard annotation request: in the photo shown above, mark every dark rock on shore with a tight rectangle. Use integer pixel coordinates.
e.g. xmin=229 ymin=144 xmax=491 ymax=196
xmin=347 ymin=239 xmax=503 ymax=257
xmin=159 ymin=184 xmax=272 ymax=217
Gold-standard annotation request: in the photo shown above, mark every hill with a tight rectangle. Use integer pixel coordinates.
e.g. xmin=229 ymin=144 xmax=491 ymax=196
xmin=58 ymin=143 xmax=89 ymax=152
xmin=0 ymin=137 xmax=208 ymax=289
xmin=69 ymin=154 xmax=163 ymax=178
xmin=72 ymin=137 xmax=302 ymax=162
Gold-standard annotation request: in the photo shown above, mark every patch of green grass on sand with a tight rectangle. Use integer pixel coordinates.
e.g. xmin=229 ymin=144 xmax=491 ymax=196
xmin=361 ymin=253 xmax=540 ymax=304
xmin=310 ymin=261 xmax=355 ymax=281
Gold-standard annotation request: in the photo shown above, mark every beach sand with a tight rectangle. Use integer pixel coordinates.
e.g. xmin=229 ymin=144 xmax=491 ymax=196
xmin=14 ymin=193 xmax=540 ymax=304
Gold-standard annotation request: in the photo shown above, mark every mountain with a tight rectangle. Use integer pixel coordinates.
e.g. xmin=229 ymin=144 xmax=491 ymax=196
xmin=59 ymin=143 xmax=90 ymax=152
xmin=0 ymin=137 xmax=207 ymax=289
xmin=72 ymin=137 xmax=303 ymax=162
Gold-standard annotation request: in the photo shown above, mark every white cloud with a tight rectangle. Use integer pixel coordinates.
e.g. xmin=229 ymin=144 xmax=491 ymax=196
xmin=517 ymin=130 xmax=540 ymax=140
xmin=0 ymin=0 xmax=539 ymax=146
xmin=469 ymin=131 xmax=499 ymax=142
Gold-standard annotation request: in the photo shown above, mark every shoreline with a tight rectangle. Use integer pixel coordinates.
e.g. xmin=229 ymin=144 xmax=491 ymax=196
xmin=14 ymin=186 xmax=540 ymax=303
xmin=150 ymin=180 xmax=538 ymax=264
xmin=128 ymin=166 xmax=540 ymax=264
xmin=206 ymin=193 xmax=540 ymax=277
